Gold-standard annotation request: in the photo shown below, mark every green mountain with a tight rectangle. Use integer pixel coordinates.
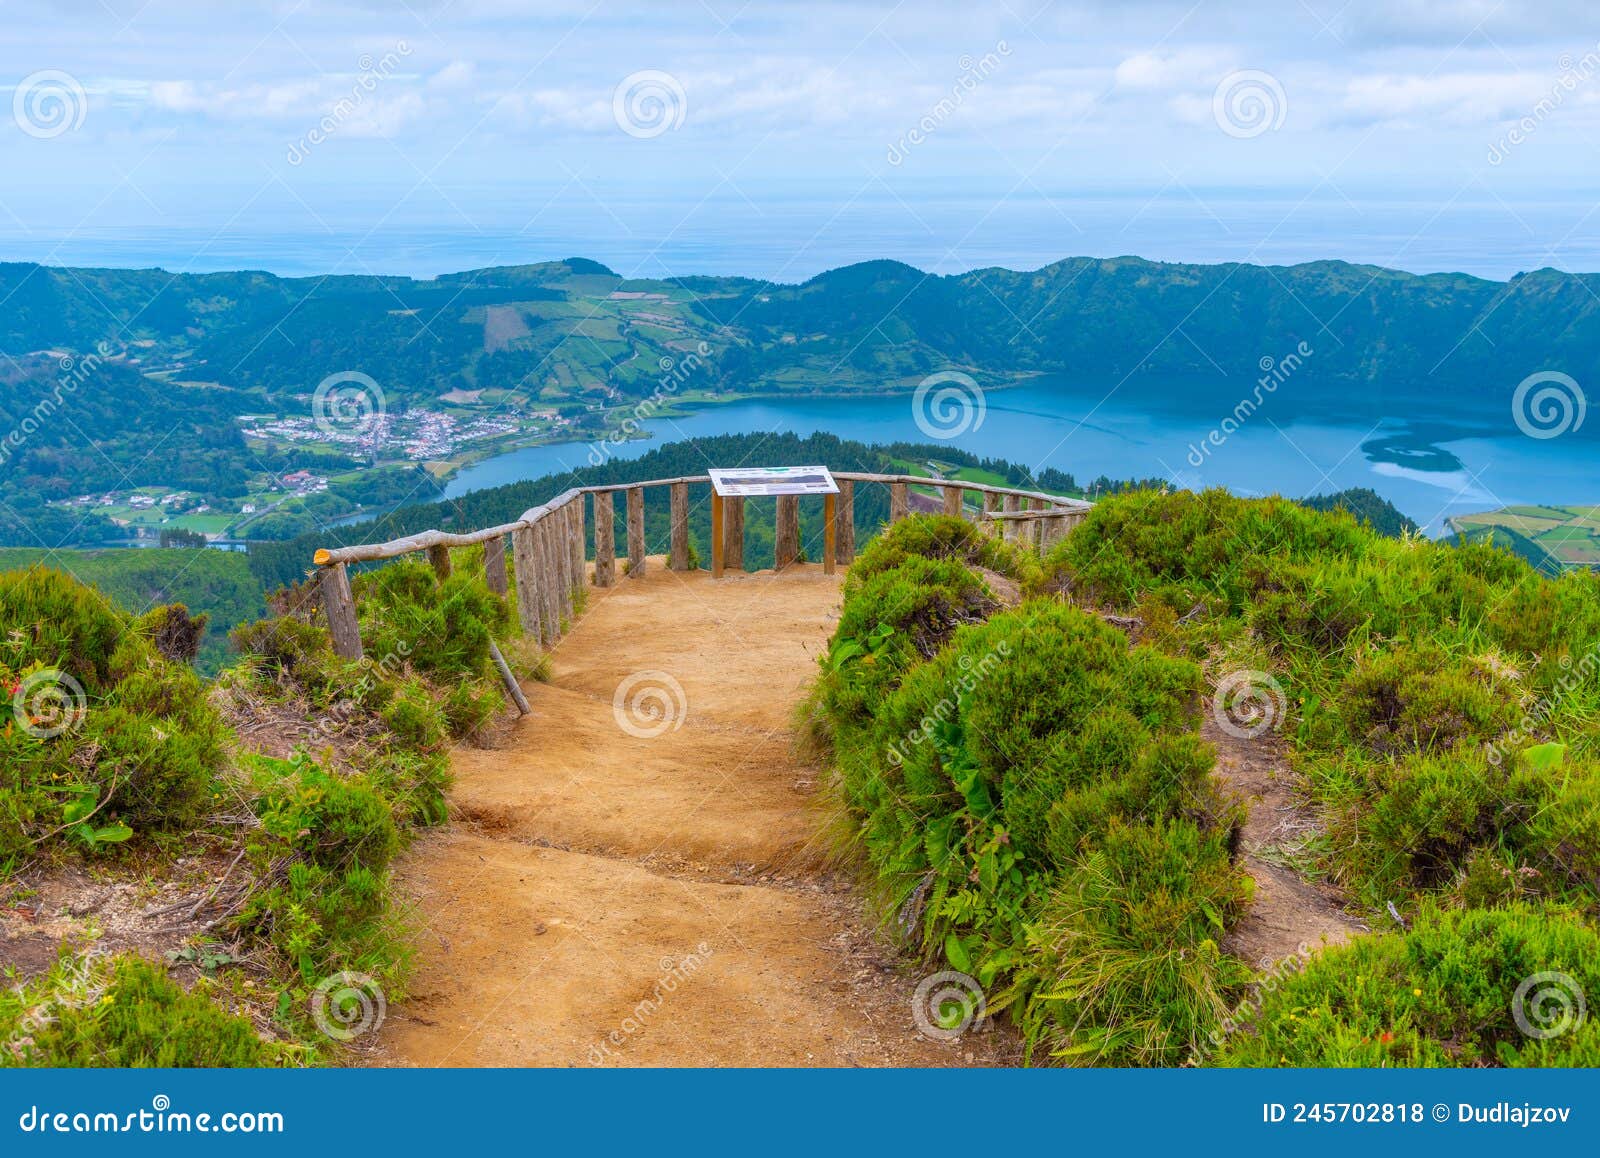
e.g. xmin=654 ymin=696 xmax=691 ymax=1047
xmin=0 ymin=254 xmax=1592 ymax=548
xmin=3 ymin=255 xmax=1596 ymax=414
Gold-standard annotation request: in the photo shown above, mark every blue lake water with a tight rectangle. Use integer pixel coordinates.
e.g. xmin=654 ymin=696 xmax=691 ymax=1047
xmin=442 ymin=379 xmax=1599 ymax=537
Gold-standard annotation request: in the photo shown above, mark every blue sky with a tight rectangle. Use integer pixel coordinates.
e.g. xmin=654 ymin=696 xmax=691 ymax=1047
xmin=2 ymin=0 xmax=1598 ymax=278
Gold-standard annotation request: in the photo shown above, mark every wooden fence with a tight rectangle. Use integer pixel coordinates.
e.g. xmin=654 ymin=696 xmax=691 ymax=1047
xmin=311 ymin=472 xmax=1091 ymax=663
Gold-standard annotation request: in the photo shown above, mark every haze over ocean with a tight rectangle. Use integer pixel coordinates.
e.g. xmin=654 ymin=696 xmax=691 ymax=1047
xmin=3 ymin=186 xmax=1598 ymax=281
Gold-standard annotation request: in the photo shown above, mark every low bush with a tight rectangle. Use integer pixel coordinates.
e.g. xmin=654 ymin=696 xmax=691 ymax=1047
xmin=848 ymin=513 xmax=1043 ymax=590
xmin=818 ymin=539 xmax=1247 ymax=1063
xmin=2 ymin=953 xmax=291 ymax=1068
xmin=0 ymin=568 xmax=227 ymax=860
xmin=1213 ymin=904 xmax=1600 ymax=1067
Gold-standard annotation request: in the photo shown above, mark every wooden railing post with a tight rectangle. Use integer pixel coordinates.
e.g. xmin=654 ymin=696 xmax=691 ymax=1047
xmin=724 ymin=496 xmax=745 ymax=572
xmin=1029 ymin=497 xmax=1047 ymax=553
xmin=1040 ymin=512 xmax=1068 ymax=552
xmin=1001 ymin=493 xmax=1021 ymax=544
xmin=537 ymin=518 xmax=561 ymax=639
xmin=711 ymin=492 xmax=725 ymax=578
xmin=889 ymin=481 xmax=909 ymax=523
xmin=320 ymin=563 xmax=363 ymax=660
xmin=775 ymin=494 xmax=799 ymax=569
xmin=569 ymin=496 xmax=586 ymax=591
xmin=626 ymin=486 xmax=646 ymax=578
xmin=484 ymin=534 xmax=508 ymax=596
xmin=511 ymin=526 xmax=543 ymax=645
xmin=593 ymin=490 xmax=616 ymax=587
xmin=668 ymin=482 xmax=690 ymax=570
xmin=426 ymin=544 xmax=452 ymax=580
xmin=942 ymin=484 xmax=964 ymax=517
xmin=836 ymin=480 xmax=855 ymax=564
xmin=983 ymin=491 xmax=1001 ymax=538
xmin=556 ymin=507 xmax=575 ymax=620
xmin=823 ymin=493 xmax=837 ymax=576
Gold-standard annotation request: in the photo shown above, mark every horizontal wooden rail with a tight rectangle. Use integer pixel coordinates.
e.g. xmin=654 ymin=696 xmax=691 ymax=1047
xmin=310 ymin=468 xmax=1093 ymax=665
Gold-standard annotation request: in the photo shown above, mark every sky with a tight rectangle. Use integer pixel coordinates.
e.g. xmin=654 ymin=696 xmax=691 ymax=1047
xmin=2 ymin=0 xmax=1599 ymax=279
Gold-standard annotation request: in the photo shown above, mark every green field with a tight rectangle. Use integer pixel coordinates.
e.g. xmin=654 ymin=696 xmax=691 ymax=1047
xmin=1451 ymin=505 xmax=1600 ymax=570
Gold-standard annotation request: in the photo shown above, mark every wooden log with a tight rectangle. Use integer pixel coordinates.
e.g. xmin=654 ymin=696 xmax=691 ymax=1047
xmin=626 ymin=486 xmax=646 ymax=578
xmin=1001 ymin=493 xmax=1021 ymax=545
xmin=426 ymin=543 xmax=452 ymax=580
xmin=511 ymin=526 xmax=543 ymax=645
xmin=836 ymin=480 xmax=855 ymax=563
xmin=943 ymin=484 xmax=964 ymax=517
xmin=593 ymin=490 xmax=616 ymax=587
xmin=569 ymin=495 xmax=586 ymax=590
xmin=1029 ymin=497 xmax=1047 ymax=552
xmin=775 ymin=494 xmax=800 ymax=569
xmin=320 ymin=563 xmax=363 ymax=660
xmin=484 ymin=534 xmax=508 ymax=596
xmin=711 ymin=492 xmax=725 ymax=578
xmin=668 ymin=482 xmax=690 ymax=570
xmin=724 ymin=496 xmax=745 ymax=571
xmin=555 ymin=509 xmax=574 ymax=619
xmin=1039 ymin=513 xmax=1068 ymax=552
xmin=488 ymin=641 xmax=530 ymax=715
xmin=536 ymin=519 xmax=560 ymax=641
xmin=889 ymin=481 xmax=909 ymax=523
xmin=823 ymin=492 xmax=837 ymax=576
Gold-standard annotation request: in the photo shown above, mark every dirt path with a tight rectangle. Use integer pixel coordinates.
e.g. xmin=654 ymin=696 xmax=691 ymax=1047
xmin=372 ymin=561 xmax=1016 ymax=1068
xmin=1203 ymin=715 xmax=1367 ymax=968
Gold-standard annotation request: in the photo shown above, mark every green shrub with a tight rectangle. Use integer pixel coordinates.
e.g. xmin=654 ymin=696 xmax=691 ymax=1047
xmin=0 ymin=569 xmax=227 ymax=859
xmin=1026 ymin=816 xmax=1253 ymax=1065
xmin=1213 ymin=904 xmax=1600 ymax=1067
xmin=849 ymin=513 xmax=1042 ymax=590
xmin=242 ymin=753 xmax=408 ymax=983
xmin=821 ymin=555 xmax=996 ymax=727
xmin=2 ymin=953 xmax=289 ymax=1067
xmin=255 ymin=753 xmax=401 ymax=872
xmin=1338 ymin=642 xmax=1517 ymax=755
xmin=355 ymin=561 xmax=511 ymax=680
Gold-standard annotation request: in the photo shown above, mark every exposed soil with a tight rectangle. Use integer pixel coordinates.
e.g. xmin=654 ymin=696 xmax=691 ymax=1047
xmin=1203 ymin=713 xmax=1368 ymax=968
xmin=372 ymin=560 xmax=1019 ymax=1068
xmin=0 ymin=852 xmax=258 ymax=982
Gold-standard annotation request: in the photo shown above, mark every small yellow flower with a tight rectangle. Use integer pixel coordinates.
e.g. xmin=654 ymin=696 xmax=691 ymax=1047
xmin=1412 ymin=988 xmax=1421 ymax=997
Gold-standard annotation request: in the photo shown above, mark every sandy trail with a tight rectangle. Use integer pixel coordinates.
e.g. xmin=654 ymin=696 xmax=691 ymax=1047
xmin=372 ymin=561 xmax=1015 ymax=1068
xmin=1204 ymin=715 xmax=1367 ymax=968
